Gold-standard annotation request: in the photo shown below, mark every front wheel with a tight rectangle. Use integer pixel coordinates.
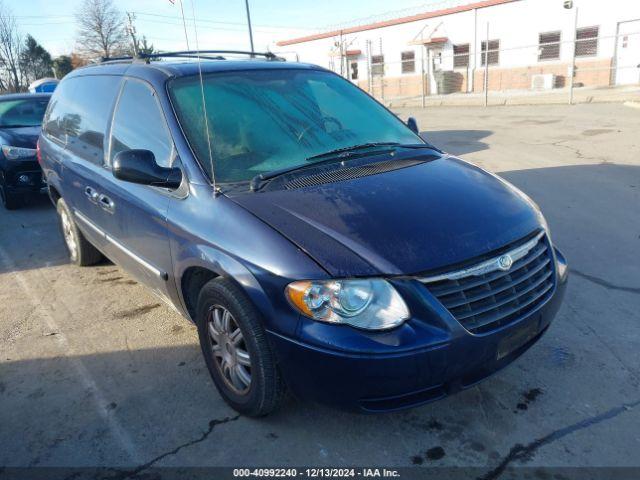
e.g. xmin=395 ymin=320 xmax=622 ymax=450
xmin=196 ymin=278 xmax=286 ymax=416
xmin=56 ymin=198 xmax=102 ymax=266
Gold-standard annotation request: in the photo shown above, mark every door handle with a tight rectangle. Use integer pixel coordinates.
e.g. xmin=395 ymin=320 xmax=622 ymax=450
xmin=98 ymin=194 xmax=115 ymax=213
xmin=85 ymin=186 xmax=99 ymax=203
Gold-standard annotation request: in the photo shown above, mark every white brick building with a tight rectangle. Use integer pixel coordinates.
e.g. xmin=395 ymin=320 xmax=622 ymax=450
xmin=275 ymin=0 xmax=640 ymax=98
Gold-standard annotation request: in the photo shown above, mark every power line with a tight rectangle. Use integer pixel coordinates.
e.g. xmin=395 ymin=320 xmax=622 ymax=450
xmin=16 ymin=17 xmax=310 ymax=33
xmin=7 ymin=11 xmax=315 ymax=31
xmin=130 ymin=11 xmax=315 ymax=30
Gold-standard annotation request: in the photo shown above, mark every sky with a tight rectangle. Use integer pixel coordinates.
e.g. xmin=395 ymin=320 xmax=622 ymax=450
xmin=8 ymin=0 xmax=463 ymax=57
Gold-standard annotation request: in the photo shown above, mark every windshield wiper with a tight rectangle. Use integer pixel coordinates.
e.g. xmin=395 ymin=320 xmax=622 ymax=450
xmin=1 ymin=124 xmax=37 ymax=129
xmin=249 ymin=142 xmax=442 ymax=192
xmin=250 ymin=143 xmax=403 ymax=191
xmin=305 ymin=142 xmax=402 ymax=162
xmin=250 ymin=155 xmax=348 ymax=191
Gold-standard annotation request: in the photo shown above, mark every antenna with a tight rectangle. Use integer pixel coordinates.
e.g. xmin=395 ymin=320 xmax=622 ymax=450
xmin=244 ymin=0 xmax=255 ymax=55
xmin=189 ymin=0 xmax=216 ymax=190
xmin=178 ymin=0 xmax=190 ymax=50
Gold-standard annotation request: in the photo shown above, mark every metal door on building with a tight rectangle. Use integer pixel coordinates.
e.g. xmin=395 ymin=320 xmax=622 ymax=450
xmin=615 ymin=19 xmax=640 ymax=85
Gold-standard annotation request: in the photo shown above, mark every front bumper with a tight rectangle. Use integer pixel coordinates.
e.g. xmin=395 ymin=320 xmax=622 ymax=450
xmin=269 ymin=247 xmax=568 ymax=413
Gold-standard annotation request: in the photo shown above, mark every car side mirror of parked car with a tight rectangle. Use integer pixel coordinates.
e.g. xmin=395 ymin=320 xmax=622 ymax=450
xmin=407 ymin=117 xmax=420 ymax=135
xmin=112 ymin=149 xmax=182 ymax=189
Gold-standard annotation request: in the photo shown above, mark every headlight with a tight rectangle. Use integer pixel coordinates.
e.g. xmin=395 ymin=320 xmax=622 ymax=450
xmin=286 ymin=279 xmax=409 ymax=330
xmin=2 ymin=145 xmax=36 ymax=160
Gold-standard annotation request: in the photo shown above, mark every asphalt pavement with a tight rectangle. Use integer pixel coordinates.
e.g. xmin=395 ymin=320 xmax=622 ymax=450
xmin=0 ymin=103 xmax=639 ymax=476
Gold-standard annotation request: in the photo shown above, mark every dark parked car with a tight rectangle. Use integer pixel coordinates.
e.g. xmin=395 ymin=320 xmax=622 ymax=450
xmin=39 ymin=52 xmax=568 ymax=416
xmin=0 ymin=93 xmax=51 ymax=209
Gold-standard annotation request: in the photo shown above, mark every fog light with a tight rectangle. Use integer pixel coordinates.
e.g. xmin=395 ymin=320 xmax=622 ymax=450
xmin=18 ymin=174 xmax=30 ymax=183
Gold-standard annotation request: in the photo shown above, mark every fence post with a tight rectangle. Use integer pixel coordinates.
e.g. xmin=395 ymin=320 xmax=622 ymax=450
xmin=339 ymin=30 xmax=344 ymax=77
xmin=421 ymin=45 xmax=426 ymax=108
xmin=366 ymin=40 xmax=372 ymax=94
xmin=484 ymin=22 xmax=489 ymax=107
xmin=379 ymin=37 xmax=384 ymax=102
xmin=568 ymin=6 xmax=579 ymax=105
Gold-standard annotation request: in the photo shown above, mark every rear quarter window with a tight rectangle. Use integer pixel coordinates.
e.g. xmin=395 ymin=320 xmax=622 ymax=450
xmin=43 ymin=75 xmax=122 ymax=166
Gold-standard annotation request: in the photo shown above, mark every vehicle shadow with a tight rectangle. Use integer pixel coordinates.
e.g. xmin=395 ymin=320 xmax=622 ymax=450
xmin=498 ymin=163 xmax=639 ymax=284
xmin=0 ymin=342 xmax=521 ymax=468
xmin=0 ymin=195 xmax=68 ymax=274
xmin=421 ymin=129 xmax=492 ymax=156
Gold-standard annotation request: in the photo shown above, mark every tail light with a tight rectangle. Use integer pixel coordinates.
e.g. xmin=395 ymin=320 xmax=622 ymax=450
xmin=36 ymin=139 xmax=42 ymax=165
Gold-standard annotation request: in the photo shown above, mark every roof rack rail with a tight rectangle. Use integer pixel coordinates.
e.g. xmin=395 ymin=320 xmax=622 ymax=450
xmin=137 ymin=50 xmax=284 ymax=61
xmin=99 ymin=50 xmax=285 ymax=65
xmin=100 ymin=55 xmax=135 ymax=64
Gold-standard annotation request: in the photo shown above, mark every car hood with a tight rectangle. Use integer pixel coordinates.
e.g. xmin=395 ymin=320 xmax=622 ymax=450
xmin=231 ymin=156 xmax=543 ymax=277
xmin=0 ymin=126 xmax=41 ymax=148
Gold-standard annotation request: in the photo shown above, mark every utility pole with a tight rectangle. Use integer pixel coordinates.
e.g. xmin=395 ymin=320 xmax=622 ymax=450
xmin=244 ymin=0 xmax=255 ymax=55
xmin=126 ymin=12 xmax=139 ymax=56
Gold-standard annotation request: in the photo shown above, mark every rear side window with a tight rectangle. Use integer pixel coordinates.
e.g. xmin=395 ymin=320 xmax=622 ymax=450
xmin=43 ymin=81 xmax=73 ymax=142
xmin=44 ymin=75 xmax=122 ymax=165
xmin=109 ymin=79 xmax=173 ymax=168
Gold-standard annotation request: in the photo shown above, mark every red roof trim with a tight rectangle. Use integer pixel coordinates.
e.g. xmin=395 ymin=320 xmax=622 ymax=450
xmin=422 ymin=37 xmax=448 ymax=44
xmin=277 ymin=0 xmax=520 ymax=47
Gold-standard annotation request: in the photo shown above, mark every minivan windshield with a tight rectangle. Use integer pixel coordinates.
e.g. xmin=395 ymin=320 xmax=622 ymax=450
xmin=169 ymin=69 xmax=421 ymax=184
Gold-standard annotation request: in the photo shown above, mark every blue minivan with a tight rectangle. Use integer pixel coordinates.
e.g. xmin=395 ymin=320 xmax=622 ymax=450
xmin=39 ymin=52 xmax=567 ymax=416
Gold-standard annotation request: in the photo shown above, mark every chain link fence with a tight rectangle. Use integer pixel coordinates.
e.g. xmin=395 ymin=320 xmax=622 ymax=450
xmin=331 ymin=28 xmax=640 ymax=107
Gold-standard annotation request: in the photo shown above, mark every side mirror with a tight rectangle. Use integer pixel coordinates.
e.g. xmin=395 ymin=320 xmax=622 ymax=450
xmin=407 ymin=117 xmax=420 ymax=135
xmin=112 ymin=149 xmax=182 ymax=189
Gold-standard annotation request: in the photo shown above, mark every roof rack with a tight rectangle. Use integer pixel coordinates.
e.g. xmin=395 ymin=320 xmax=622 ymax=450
xmin=100 ymin=50 xmax=285 ymax=64
xmin=100 ymin=55 xmax=135 ymax=64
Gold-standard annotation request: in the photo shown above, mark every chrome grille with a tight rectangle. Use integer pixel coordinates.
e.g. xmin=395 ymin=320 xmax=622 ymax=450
xmin=420 ymin=232 xmax=555 ymax=334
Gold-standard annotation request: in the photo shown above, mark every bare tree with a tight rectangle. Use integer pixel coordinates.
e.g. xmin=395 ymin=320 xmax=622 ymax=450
xmin=75 ymin=0 xmax=128 ymax=60
xmin=0 ymin=0 xmax=25 ymax=92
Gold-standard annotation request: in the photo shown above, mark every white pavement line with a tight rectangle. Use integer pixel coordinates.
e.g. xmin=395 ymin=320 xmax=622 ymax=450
xmin=0 ymin=245 xmax=142 ymax=463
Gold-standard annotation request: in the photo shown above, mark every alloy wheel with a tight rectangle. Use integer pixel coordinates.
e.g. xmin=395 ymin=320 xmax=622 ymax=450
xmin=60 ymin=209 xmax=78 ymax=261
xmin=207 ymin=305 xmax=252 ymax=394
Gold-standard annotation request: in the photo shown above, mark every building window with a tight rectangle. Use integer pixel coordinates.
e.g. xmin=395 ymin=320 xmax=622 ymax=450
xmin=401 ymin=51 xmax=415 ymax=74
xmin=371 ymin=54 xmax=384 ymax=76
xmin=538 ymin=31 xmax=561 ymax=61
xmin=453 ymin=43 xmax=469 ymax=68
xmin=575 ymin=26 xmax=598 ymax=57
xmin=481 ymin=39 xmax=500 ymax=66
xmin=350 ymin=61 xmax=358 ymax=80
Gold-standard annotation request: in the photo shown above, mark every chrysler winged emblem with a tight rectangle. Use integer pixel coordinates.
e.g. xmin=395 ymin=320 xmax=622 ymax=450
xmin=497 ymin=254 xmax=513 ymax=271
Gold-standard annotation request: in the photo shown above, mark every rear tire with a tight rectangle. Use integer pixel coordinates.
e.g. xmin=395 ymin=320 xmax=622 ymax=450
xmin=196 ymin=278 xmax=286 ymax=417
xmin=56 ymin=198 xmax=102 ymax=266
